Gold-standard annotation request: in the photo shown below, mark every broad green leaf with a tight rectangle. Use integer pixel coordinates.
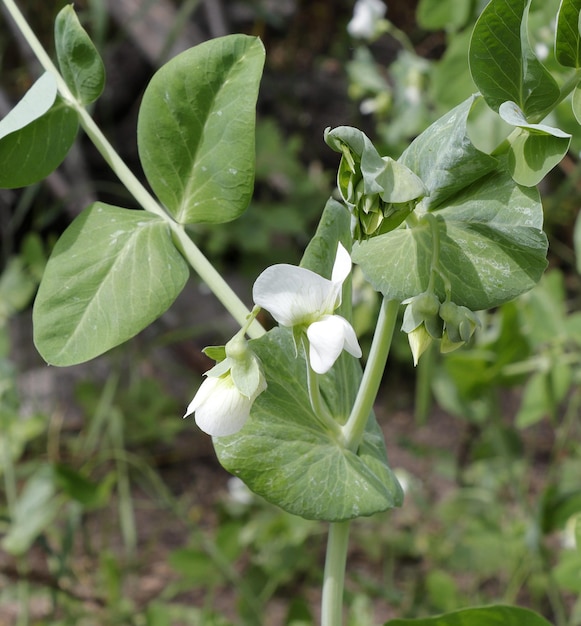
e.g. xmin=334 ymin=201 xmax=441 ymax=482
xmin=399 ymin=95 xmax=498 ymax=209
xmin=556 ymin=0 xmax=581 ymax=67
xmin=1 ymin=464 xmax=64 ymax=555
xmin=55 ymin=5 xmax=105 ymax=104
xmin=33 ymin=203 xmax=189 ymax=365
xmin=469 ymin=0 xmax=560 ymax=117
xmin=214 ymin=329 xmax=403 ymax=521
xmin=384 ymin=605 xmax=553 ymax=626
xmin=0 ymin=72 xmax=56 ymax=139
xmin=505 ymin=128 xmax=571 ymax=186
xmin=0 ymin=80 xmax=78 ymax=188
xmin=137 ymin=35 xmax=265 ymax=225
xmin=353 ymin=170 xmax=547 ymax=311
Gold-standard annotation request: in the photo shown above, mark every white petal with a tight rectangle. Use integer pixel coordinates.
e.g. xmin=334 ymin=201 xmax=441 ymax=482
xmin=331 ymin=242 xmax=352 ymax=285
xmin=184 ymin=376 xmax=252 ymax=437
xmin=253 ymin=263 xmax=333 ymax=326
xmin=307 ymin=315 xmax=347 ymax=374
xmin=337 ymin=315 xmax=363 ymax=359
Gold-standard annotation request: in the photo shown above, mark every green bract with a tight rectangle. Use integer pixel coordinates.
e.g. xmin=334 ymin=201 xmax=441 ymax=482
xmin=324 ymin=126 xmax=426 ymax=238
xmin=33 ymin=203 xmax=189 ymax=366
xmin=137 ymin=35 xmax=265 ymax=225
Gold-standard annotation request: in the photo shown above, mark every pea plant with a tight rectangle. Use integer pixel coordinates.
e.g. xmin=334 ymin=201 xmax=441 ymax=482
xmin=2 ymin=0 xmax=581 ymax=624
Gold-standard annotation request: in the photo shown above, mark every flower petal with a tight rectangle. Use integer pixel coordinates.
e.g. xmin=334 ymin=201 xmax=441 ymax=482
xmin=253 ymin=263 xmax=333 ymax=326
xmin=331 ymin=242 xmax=352 ymax=285
xmin=185 ymin=376 xmax=252 ymax=437
xmin=337 ymin=315 xmax=363 ymax=359
xmin=307 ymin=314 xmax=361 ymax=374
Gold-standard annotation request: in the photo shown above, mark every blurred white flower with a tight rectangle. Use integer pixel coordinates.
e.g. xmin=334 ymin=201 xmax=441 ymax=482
xmin=227 ymin=476 xmax=254 ymax=506
xmin=253 ymin=243 xmax=362 ymax=374
xmin=347 ymin=0 xmax=387 ymax=40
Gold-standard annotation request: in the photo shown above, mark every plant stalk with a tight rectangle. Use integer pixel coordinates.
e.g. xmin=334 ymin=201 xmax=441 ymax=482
xmin=341 ymin=298 xmax=400 ymax=451
xmin=321 ymin=521 xmax=351 ymax=626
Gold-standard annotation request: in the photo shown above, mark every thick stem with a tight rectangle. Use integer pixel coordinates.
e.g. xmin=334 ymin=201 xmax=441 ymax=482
xmin=341 ymin=298 xmax=399 ymax=451
xmin=321 ymin=521 xmax=351 ymax=626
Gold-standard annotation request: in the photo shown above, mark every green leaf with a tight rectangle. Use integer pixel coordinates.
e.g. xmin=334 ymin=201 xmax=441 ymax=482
xmin=384 ymin=605 xmax=553 ymax=626
xmin=1 ymin=465 xmax=63 ymax=555
xmin=214 ymin=329 xmax=403 ymax=521
xmin=505 ymin=128 xmax=571 ymax=186
xmin=399 ymin=95 xmax=498 ymax=210
xmin=556 ymin=0 xmax=581 ymax=67
xmin=0 ymin=77 xmax=78 ymax=188
xmin=469 ymin=0 xmax=560 ymax=117
xmin=55 ymin=5 xmax=105 ymax=104
xmin=353 ymin=170 xmax=547 ymax=311
xmin=33 ymin=203 xmax=189 ymax=365
xmin=0 ymin=72 xmax=56 ymax=139
xmin=137 ymin=35 xmax=265 ymax=225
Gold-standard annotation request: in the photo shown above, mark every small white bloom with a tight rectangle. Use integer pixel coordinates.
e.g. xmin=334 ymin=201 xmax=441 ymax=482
xmin=253 ymin=243 xmax=362 ymax=374
xmin=184 ymin=370 xmax=267 ymax=437
xmin=347 ymin=0 xmax=387 ymax=40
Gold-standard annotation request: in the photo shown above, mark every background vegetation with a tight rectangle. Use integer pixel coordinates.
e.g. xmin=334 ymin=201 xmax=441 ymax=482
xmin=1 ymin=0 xmax=581 ymax=625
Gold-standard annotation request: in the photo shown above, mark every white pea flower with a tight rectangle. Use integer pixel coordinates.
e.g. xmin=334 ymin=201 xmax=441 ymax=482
xmin=252 ymin=243 xmax=362 ymax=374
xmin=184 ymin=333 xmax=266 ymax=437
xmin=347 ymin=0 xmax=387 ymax=40
xmin=185 ymin=372 xmax=266 ymax=437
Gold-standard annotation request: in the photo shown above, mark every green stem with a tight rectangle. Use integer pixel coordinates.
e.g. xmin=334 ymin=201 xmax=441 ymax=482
xmin=1 ymin=0 xmax=266 ymax=338
xmin=341 ymin=298 xmax=399 ymax=451
xmin=321 ymin=521 xmax=351 ymax=626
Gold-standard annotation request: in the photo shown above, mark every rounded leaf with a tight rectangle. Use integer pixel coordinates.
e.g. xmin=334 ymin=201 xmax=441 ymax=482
xmin=137 ymin=35 xmax=265 ymax=225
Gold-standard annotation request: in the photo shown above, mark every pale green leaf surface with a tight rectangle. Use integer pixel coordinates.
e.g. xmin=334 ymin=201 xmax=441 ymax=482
xmin=399 ymin=96 xmax=498 ymax=210
xmin=0 ymin=97 xmax=78 ymax=188
xmin=469 ymin=0 xmax=559 ymax=117
xmin=556 ymin=0 xmax=581 ymax=67
xmin=384 ymin=605 xmax=553 ymax=626
xmin=137 ymin=34 xmax=265 ymax=224
xmin=575 ymin=209 xmax=581 ymax=272
xmin=214 ymin=328 xmax=403 ymax=521
xmin=33 ymin=203 xmax=189 ymax=365
xmin=55 ymin=5 xmax=105 ymax=104
xmin=0 ymin=72 xmax=56 ymax=139
xmin=353 ymin=171 xmax=547 ymax=310
xmin=506 ymin=128 xmax=571 ymax=186
xmin=498 ymin=101 xmax=571 ymax=137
